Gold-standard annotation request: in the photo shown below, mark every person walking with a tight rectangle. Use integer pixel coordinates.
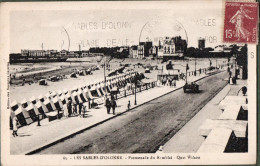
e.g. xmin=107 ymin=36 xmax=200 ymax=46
xmin=127 ymin=100 xmax=131 ymax=110
xmin=111 ymin=98 xmax=117 ymax=115
xmin=78 ymin=102 xmax=83 ymax=117
xmin=73 ymin=102 xmax=77 ymax=116
xmin=173 ymin=79 xmax=176 ymax=87
xmin=67 ymin=100 xmax=72 ymax=117
xmin=12 ymin=116 xmax=18 ymax=137
xmin=105 ymin=97 xmax=111 ymax=114
xmin=81 ymin=105 xmax=87 ymax=118
xmin=63 ymin=103 xmax=69 ymax=118
xmin=169 ymin=78 xmax=172 ymax=87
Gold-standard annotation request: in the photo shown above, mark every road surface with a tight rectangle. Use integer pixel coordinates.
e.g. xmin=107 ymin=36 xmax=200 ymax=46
xmin=36 ymin=71 xmax=228 ymax=154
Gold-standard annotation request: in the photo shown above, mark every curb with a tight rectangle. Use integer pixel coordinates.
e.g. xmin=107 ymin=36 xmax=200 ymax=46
xmin=25 ymin=70 xmax=225 ymax=155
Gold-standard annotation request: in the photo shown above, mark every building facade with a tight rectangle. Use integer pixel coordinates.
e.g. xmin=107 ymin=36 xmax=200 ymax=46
xmin=130 ymin=46 xmax=138 ymax=58
xmin=21 ymin=50 xmax=58 ymax=57
xmin=157 ymin=36 xmax=187 ymax=59
xmin=198 ymin=38 xmax=205 ymax=50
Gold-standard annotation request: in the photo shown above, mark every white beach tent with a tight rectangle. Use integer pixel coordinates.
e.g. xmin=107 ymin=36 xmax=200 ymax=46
xmin=57 ymin=90 xmax=63 ymax=97
xmin=43 ymin=98 xmax=56 ymax=112
xmin=95 ymin=85 xmax=103 ymax=97
xmin=59 ymin=94 xmax=68 ymax=105
xmin=15 ymin=104 xmax=33 ymax=126
xmin=20 ymin=98 xmax=29 ymax=108
xmin=38 ymin=94 xmax=45 ymax=103
xmin=18 ymin=99 xmax=34 ymax=125
xmin=30 ymin=96 xmax=37 ymax=104
xmin=35 ymin=100 xmax=47 ymax=118
xmin=71 ymin=91 xmax=83 ymax=104
xmin=90 ymin=85 xmax=99 ymax=98
xmin=50 ymin=91 xmax=57 ymax=99
xmin=52 ymin=96 xmax=63 ymax=111
xmin=44 ymin=94 xmax=56 ymax=110
xmin=77 ymin=90 xmax=88 ymax=103
xmin=26 ymin=103 xmax=40 ymax=122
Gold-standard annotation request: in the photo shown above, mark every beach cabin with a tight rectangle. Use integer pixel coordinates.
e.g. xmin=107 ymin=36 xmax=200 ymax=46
xmin=71 ymin=91 xmax=83 ymax=104
xmin=52 ymin=96 xmax=63 ymax=111
xmin=26 ymin=103 xmax=40 ymax=122
xmin=59 ymin=95 xmax=67 ymax=105
xmin=10 ymin=101 xmax=26 ymax=126
xmin=30 ymin=96 xmax=37 ymax=105
xmin=43 ymin=98 xmax=56 ymax=112
xmin=70 ymin=72 xmax=77 ymax=78
xmin=65 ymin=92 xmax=75 ymax=103
xmin=19 ymin=99 xmax=34 ymax=124
xmin=20 ymin=99 xmax=29 ymax=109
xmin=39 ymin=79 xmax=47 ymax=86
xmin=84 ymin=88 xmax=99 ymax=108
xmin=90 ymin=85 xmax=99 ymax=98
xmin=57 ymin=90 xmax=63 ymax=97
xmin=35 ymin=101 xmax=47 ymax=119
xmin=77 ymin=90 xmax=88 ymax=103
xmin=63 ymin=89 xmax=69 ymax=95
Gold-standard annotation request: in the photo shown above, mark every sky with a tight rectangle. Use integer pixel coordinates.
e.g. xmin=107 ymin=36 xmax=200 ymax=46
xmin=10 ymin=1 xmax=224 ymax=53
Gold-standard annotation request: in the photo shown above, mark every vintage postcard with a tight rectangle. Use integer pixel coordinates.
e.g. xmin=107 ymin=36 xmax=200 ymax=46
xmin=0 ymin=1 xmax=258 ymax=165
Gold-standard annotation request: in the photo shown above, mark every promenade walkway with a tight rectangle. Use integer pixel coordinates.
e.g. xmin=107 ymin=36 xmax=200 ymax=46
xmin=161 ymin=78 xmax=247 ymax=153
xmin=10 ymin=69 xmax=223 ymax=155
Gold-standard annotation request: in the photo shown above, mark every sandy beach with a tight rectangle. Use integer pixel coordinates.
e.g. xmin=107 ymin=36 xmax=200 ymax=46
xmin=10 ymin=57 xmax=228 ymax=103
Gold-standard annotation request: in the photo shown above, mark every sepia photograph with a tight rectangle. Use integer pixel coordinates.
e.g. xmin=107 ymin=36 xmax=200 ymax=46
xmin=1 ymin=1 xmax=258 ymax=165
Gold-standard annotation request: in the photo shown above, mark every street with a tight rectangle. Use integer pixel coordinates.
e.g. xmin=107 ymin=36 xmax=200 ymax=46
xmin=36 ymin=71 xmax=229 ymax=154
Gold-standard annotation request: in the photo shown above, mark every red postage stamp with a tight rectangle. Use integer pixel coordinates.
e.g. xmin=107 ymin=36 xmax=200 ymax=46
xmin=223 ymin=2 xmax=259 ymax=44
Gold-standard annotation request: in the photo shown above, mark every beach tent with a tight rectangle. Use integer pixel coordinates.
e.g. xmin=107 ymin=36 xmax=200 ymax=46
xmin=59 ymin=94 xmax=67 ymax=105
xmin=71 ymin=91 xmax=83 ymax=104
xmin=99 ymin=84 xmax=106 ymax=96
xmin=57 ymin=90 xmax=63 ymax=97
xmin=11 ymin=100 xmax=33 ymax=125
xmin=70 ymin=72 xmax=77 ymax=78
xmin=52 ymin=96 xmax=63 ymax=111
xmin=39 ymin=79 xmax=47 ymax=86
xmin=95 ymin=85 xmax=103 ymax=97
xmin=43 ymin=98 xmax=56 ymax=112
xmin=78 ymin=90 xmax=88 ymax=103
xmin=90 ymin=85 xmax=99 ymax=98
xmin=11 ymin=100 xmax=19 ymax=111
xmin=50 ymin=76 xmax=59 ymax=82
xmin=35 ymin=101 xmax=47 ymax=118
xmin=38 ymin=94 xmax=45 ymax=103
xmin=20 ymin=98 xmax=28 ymax=108
xmin=65 ymin=93 xmax=74 ymax=103
xmin=45 ymin=93 xmax=56 ymax=105
xmin=84 ymin=88 xmax=99 ymax=107
xmin=79 ymin=70 xmax=86 ymax=76
xmin=72 ymin=86 xmax=78 ymax=92
xmin=30 ymin=96 xmax=37 ymax=104
xmin=19 ymin=99 xmax=34 ymax=124
xmin=14 ymin=106 xmax=28 ymax=126
xmin=26 ymin=103 xmax=40 ymax=122
xmin=63 ymin=89 xmax=69 ymax=95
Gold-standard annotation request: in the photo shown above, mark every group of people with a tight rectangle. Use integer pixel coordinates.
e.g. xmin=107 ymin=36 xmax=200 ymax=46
xmin=65 ymin=100 xmax=87 ymax=117
xmin=161 ymin=77 xmax=177 ymax=87
xmin=104 ymin=96 xmax=117 ymax=115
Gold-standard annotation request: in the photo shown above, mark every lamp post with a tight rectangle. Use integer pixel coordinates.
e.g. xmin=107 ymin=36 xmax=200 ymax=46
xmin=104 ymin=55 xmax=107 ymax=96
xmin=134 ymin=72 xmax=137 ymax=105
xmin=186 ymin=63 xmax=188 ymax=84
xmin=194 ymin=58 xmax=197 ymax=76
